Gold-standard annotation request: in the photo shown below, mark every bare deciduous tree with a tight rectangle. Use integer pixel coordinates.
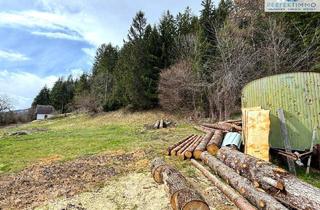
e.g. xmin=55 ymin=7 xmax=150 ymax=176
xmin=0 ymin=95 xmax=12 ymax=112
xmin=159 ymin=60 xmax=202 ymax=116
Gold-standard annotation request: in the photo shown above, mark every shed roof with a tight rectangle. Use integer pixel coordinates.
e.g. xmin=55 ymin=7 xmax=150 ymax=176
xmin=35 ymin=105 xmax=55 ymax=115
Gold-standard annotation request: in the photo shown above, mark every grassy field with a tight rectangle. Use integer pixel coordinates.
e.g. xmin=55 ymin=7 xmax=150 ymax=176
xmin=0 ymin=110 xmax=320 ymax=188
xmin=0 ymin=110 xmax=199 ymax=174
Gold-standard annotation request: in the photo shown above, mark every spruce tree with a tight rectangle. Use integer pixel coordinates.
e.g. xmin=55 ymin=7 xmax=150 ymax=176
xmin=159 ymin=10 xmax=177 ymax=68
xmin=32 ymin=86 xmax=51 ymax=107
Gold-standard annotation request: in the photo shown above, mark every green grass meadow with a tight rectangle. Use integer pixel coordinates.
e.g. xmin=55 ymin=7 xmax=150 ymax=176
xmin=0 ymin=111 xmax=197 ymax=174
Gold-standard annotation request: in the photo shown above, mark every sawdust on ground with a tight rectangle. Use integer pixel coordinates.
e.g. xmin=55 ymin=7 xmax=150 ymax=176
xmin=0 ymin=149 xmax=237 ymax=210
xmin=39 ymin=172 xmax=170 ymax=210
xmin=0 ymin=150 xmax=146 ymax=209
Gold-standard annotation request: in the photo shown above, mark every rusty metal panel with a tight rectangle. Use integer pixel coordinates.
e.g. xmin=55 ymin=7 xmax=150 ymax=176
xmin=241 ymin=72 xmax=320 ymax=150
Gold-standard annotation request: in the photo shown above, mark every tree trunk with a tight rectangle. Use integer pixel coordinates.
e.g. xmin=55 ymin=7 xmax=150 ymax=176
xmin=184 ymin=136 xmax=203 ymax=159
xmin=217 ymin=147 xmax=320 ymax=210
xmin=193 ymin=131 xmax=215 ymax=159
xmin=203 ymin=122 xmax=241 ymax=132
xmin=150 ymin=157 xmax=168 ymax=183
xmin=191 ymin=159 xmax=257 ymax=210
xmin=172 ymin=188 xmax=209 ymax=210
xmin=193 ymin=126 xmax=213 ymax=133
xmin=206 ymin=130 xmax=224 ymax=155
xmin=177 ymin=136 xmax=198 ymax=157
xmin=151 ymin=158 xmax=209 ymax=210
xmin=201 ymin=152 xmax=287 ymax=210
xmin=170 ymin=135 xmax=195 ymax=156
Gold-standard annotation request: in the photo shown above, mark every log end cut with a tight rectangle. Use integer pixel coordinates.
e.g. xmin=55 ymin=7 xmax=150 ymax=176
xmin=151 ymin=158 xmax=166 ymax=183
xmin=172 ymin=188 xmax=209 ymax=210
xmin=207 ymin=144 xmax=219 ymax=155
xmin=185 ymin=151 xmax=193 ymax=159
xmin=193 ymin=150 xmax=203 ymax=160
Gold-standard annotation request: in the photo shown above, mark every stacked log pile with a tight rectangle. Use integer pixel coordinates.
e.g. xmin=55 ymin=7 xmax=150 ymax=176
xmin=167 ymin=119 xmax=241 ymax=159
xmin=154 ymin=119 xmax=173 ymax=129
xmin=164 ymin=118 xmax=320 ymax=209
xmin=217 ymin=147 xmax=320 ymax=209
xmin=151 ymin=158 xmax=209 ymax=210
xmin=202 ymin=120 xmax=242 ymax=133
xmin=200 ymin=152 xmax=287 ymax=209
xmin=167 ymin=130 xmax=224 ymax=160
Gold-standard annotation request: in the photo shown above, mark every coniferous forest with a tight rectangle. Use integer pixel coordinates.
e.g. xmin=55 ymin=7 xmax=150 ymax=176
xmin=32 ymin=0 xmax=320 ymax=120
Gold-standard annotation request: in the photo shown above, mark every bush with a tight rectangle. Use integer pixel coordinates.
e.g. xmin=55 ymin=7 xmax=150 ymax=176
xmin=103 ymin=99 xmax=122 ymax=112
xmin=158 ymin=60 xmax=201 ymax=113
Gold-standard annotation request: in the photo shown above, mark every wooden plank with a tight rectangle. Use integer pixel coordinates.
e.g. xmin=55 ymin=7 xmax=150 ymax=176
xmin=277 ymin=108 xmax=296 ymax=175
xmin=243 ymin=108 xmax=270 ymax=161
xmin=242 ymin=107 xmax=262 ymax=152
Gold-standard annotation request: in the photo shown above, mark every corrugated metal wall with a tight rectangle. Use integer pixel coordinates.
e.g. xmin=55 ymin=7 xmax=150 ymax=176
xmin=242 ymin=72 xmax=320 ymax=150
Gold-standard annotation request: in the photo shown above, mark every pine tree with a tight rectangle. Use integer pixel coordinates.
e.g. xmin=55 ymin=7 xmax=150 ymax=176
xmin=74 ymin=73 xmax=90 ymax=95
xmin=32 ymin=86 xmax=51 ymax=107
xmin=91 ymin=43 xmax=118 ymax=106
xmin=50 ymin=77 xmax=74 ymax=113
xmin=176 ymin=7 xmax=198 ymax=35
xmin=159 ymin=11 xmax=177 ymax=68
xmin=196 ymin=0 xmax=217 ymax=82
xmin=128 ymin=11 xmax=147 ymax=42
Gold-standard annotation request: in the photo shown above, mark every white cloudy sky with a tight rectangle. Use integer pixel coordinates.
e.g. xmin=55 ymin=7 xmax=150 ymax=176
xmin=0 ymin=0 xmax=204 ymax=109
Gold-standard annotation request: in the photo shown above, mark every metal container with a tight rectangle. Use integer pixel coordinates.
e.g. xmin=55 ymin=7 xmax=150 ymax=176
xmin=242 ymin=72 xmax=320 ymax=150
xmin=222 ymin=132 xmax=242 ymax=149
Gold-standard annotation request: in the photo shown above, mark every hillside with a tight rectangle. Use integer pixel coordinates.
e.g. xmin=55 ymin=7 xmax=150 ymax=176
xmin=0 ymin=110 xmax=237 ymax=209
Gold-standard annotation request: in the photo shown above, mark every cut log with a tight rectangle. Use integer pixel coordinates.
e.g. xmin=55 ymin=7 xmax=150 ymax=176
xmin=185 ymin=136 xmax=203 ymax=159
xmin=202 ymin=122 xmax=241 ymax=132
xmin=172 ymin=188 xmax=209 ymax=210
xmin=223 ymin=119 xmax=242 ymax=124
xmin=191 ymin=159 xmax=257 ymax=210
xmin=151 ymin=158 xmax=209 ymax=210
xmin=193 ymin=131 xmax=215 ymax=159
xmin=206 ymin=130 xmax=224 ymax=155
xmin=217 ymin=147 xmax=320 ymax=210
xmin=170 ymin=135 xmax=195 ymax=156
xmin=150 ymin=157 xmax=167 ymax=183
xmin=154 ymin=120 xmax=160 ymax=129
xmin=177 ymin=136 xmax=198 ymax=157
xmin=193 ymin=125 xmax=213 ymax=133
xmin=201 ymin=152 xmax=287 ymax=210
xmin=228 ymin=123 xmax=242 ymax=131
xmin=167 ymin=134 xmax=194 ymax=156
xmin=159 ymin=119 xmax=164 ymax=129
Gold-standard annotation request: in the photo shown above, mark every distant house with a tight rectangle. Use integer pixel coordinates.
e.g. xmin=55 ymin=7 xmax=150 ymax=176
xmin=35 ymin=105 xmax=55 ymax=120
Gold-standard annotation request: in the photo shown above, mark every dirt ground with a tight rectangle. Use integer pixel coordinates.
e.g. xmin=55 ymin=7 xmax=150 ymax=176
xmin=0 ymin=150 xmax=236 ymax=210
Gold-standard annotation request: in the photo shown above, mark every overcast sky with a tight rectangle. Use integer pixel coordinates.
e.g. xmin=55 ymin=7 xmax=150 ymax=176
xmin=0 ymin=0 xmax=207 ymax=109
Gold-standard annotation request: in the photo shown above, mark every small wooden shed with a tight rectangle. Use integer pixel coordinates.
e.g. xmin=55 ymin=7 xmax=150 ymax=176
xmin=35 ymin=105 xmax=55 ymax=120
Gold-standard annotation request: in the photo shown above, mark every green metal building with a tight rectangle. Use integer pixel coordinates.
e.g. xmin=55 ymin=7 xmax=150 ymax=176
xmin=241 ymin=72 xmax=320 ymax=150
